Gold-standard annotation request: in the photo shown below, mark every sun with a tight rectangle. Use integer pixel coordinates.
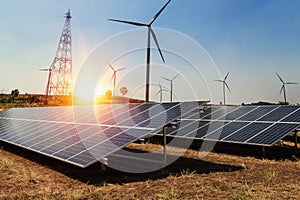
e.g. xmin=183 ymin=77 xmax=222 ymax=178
xmin=72 ymin=66 xmax=113 ymax=104
xmin=72 ymin=79 xmax=97 ymax=104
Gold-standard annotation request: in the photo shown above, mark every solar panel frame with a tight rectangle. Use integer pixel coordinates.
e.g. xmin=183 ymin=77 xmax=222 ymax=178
xmin=0 ymin=101 xmax=208 ymax=168
xmin=222 ymin=106 xmax=258 ymax=120
xmin=246 ymin=123 xmax=300 ymax=145
xmin=279 ymin=107 xmax=300 ymax=123
xmin=56 ymin=101 xmax=207 ymax=167
xmin=236 ymin=106 xmax=278 ymax=121
xmin=166 ymin=105 xmax=300 ymax=147
xmin=204 ymin=121 xmax=249 ymax=140
xmin=257 ymin=106 xmax=300 ymax=122
xmin=222 ymin=122 xmax=273 ymax=143
xmin=183 ymin=106 xmax=224 ymax=120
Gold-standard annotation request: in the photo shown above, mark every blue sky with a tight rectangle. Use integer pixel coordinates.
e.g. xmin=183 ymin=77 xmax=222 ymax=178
xmin=0 ymin=0 xmax=299 ymax=104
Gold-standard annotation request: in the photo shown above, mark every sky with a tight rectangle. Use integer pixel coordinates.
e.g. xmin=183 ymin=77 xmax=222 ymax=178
xmin=0 ymin=0 xmax=300 ymax=104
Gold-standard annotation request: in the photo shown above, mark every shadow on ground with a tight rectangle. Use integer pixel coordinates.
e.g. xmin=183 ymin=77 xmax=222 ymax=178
xmin=0 ymin=141 xmax=243 ymax=186
xmin=149 ymin=136 xmax=299 ymax=161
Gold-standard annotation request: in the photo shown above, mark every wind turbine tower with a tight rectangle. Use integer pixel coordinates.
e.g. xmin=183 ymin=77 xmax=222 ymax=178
xmin=109 ymin=64 xmax=126 ymax=95
xmin=215 ymin=72 xmax=231 ymax=105
xmin=156 ymin=83 xmax=167 ymax=103
xmin=109 ymin=0 xmax=171 ymax=102
xmin=161 ymin=73 xmax=179 ymax=102
xmin=42 ymin=9 xmax=73 ymax=99
xmin=276 ymin=72 xmax=298 ymax=104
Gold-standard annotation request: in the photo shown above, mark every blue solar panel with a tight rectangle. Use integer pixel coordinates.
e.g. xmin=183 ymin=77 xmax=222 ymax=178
xmin=257 ymin=106 xmax=299 ymax=122
xmin=280 ymin=108 xmax=300 ymax=123
xmin=237 ymin=106 xmax=277 ymax=121
xmin=0 ymin=101 xmax=208 ymax=167
xmin=202 ymin=106 xmax=238 ymax=120
xmin=168 ymin=120 xmax=200 ymax=136
xmin=165 ymin=120 xmax=209 ymax=137
xmin=204 ymin=122 xmax=248 ymax=140
xmin=184 ymin=106 xmax=223 ymax=120
xmin=187 ymin=121 xmax=226 ymax=138
xmin=247 ymin=123 xmax=300 ymax=145
xmin=223 ymin=123 xmax=272 ymax=143
xmin=175 ymin=105 xmax=300 ymax=146
xmin=223 ymin=106 xmax=257 ymax=120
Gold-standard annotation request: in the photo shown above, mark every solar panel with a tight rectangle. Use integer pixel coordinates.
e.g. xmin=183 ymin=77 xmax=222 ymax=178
xmin=223 ymin=106 xmax=257 ymax=120
xmin=237 ymin=106 xmax=277 ymax=121
xmin=205 ymin=121 xmax=248 ymax=140
xmin=163 ymin=105 xmax=300 ymax=146
xmin=223 ymin=122 xmax=272 ymax=142
xmin=202 ymin=106 xmax=238 ymax=120
xmin=280 ymin=108 xmax=300 ymax=123
xmin=247 ymin=123 xmax=299 ymax=145
xmin=184 ymin=106 xmax=223 ymax=120
xmin=257 ymin=106 xmax=300 ymax=122
xmin=194 ymin=121 xmax=227 ymax=138
xmin=0 ymin=101 xmax=208 ymax=168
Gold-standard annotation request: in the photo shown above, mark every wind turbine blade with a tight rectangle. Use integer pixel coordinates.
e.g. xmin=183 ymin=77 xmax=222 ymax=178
xmin=109 ymin=64 xmax=115 ymax=71
xmin=286 ymin=82 xmax=298 ymax=85
xmin=161 ymin=76 xmax=171 ymax=81
xmin=116 ymin=68 xmax=126 ymax=72
xmin=149 ymin=0 xmax=171 ymax=25
xmin=108 ymin=19 xmax=148 ymax=27
xmin=159 ymin=83 xmax=162 ymax=90
xmin=224 ymin=71 xmax=230 ymax=81
xmin=156 ymin=90 xmax=162 ymax=95
xmin=172 ymin=73 xmax=180 ymax=80
xmin=149 ymin=28 xmax=165 ymax=63
xmin=224 ymin=82 xmax=231 ymax=93
xmin=214 ymin=80 xmax=223 ymax=82
xmin=276 ymin=72 xmax=284 ymax=83
xmin=39 ymin=69 xmax=49 ymax=71
xmin=280 ymin=85 xmax=284 ymax=94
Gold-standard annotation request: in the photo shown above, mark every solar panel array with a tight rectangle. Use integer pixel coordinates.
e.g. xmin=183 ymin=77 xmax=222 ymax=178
xmin=0 ymin=101 xmax=207 ymax=168
xmin=163 ymin=105 xmax=300 ymax=146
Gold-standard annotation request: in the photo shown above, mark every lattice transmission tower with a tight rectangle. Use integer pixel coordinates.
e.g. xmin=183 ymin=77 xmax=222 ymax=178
xmin=43 ymin=9 xmax=72 ymax=99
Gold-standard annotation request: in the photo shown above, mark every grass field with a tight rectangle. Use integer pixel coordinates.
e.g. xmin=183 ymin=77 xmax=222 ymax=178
xmin=0 ymin=140 xmax=299 ymax=199
xmin=0 ymin=98 xmax=299 ymax=199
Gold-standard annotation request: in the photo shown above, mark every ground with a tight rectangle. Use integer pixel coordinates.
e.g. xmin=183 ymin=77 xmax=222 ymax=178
xmin=0 ymin=141 xmax=299 ymax=200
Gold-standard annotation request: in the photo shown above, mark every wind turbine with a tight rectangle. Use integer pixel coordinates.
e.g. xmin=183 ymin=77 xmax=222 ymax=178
xmin=156 ymin=83 xmax=168 ymax=103
xmin=109 ymin=0 xmax=171 ymax=102
xmin=215 ymin=72 xmax=231 ymax=105
xmin=161 ymin=73 xmax=179 ymax=102
xmin=276 ymin=72 xmax=298 ymax=104
xmin=109 ymin=64 xmax=126 ymax=93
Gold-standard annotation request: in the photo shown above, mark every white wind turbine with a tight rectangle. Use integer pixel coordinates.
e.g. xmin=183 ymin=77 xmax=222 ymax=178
xmin=109 ymin=0 xmax=172 ymax=102
xmin=161 ymin=73 xmax=179 ymax=102
xmin=214 ymin=71 xmax=231 ymax=105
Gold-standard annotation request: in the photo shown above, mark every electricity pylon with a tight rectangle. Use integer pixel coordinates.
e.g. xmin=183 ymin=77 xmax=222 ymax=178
xmin=41 ymin=9 xmax=73 ymax=103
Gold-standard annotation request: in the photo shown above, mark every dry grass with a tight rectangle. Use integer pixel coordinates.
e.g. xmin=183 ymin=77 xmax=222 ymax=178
xmin=0 ymin=142 xmax=300 ymax=199
xmin=1 ymin=102 xmax=299 ymax=199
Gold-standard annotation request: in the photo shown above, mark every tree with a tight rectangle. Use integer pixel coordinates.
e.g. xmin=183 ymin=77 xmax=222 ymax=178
xmin=120 ymin=86 xmax=128 ymax=99
xmin=105 ymin=90 xmax=112 ymax=100
xmin=11 ymin=89 xmax=19 ymax=98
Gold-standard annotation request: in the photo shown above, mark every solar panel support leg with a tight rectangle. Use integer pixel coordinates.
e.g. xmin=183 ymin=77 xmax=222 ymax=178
xmin=139 ymin=139 xmax=145 ymax=144
xmin=100 ymin=158 xmax=108 ymax=171
xmin=163 ymin=127 xmax=167 ymax=163
xmin=294 ymin=131 xmax=298 ymax=154
xmin=262 ymin=146 xmax=266 ymax=158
